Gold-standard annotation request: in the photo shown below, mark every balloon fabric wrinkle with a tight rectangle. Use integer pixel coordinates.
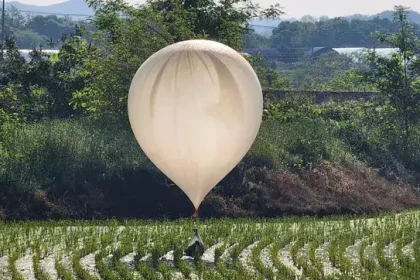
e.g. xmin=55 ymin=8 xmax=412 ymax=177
xmin=206 ymin=52 xmax=244 ymax=129
xmin=174 ymin=53 xmax=182 ymax=165
xmin=196 ymin=52 xmax=216 ymax=86
xmin=149 ymin=52 xmax=178 ymax=119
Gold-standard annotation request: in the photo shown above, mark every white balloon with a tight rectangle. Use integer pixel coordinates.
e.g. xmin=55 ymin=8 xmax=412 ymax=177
xmin=128 ymin=39 xmax=263 ymax=210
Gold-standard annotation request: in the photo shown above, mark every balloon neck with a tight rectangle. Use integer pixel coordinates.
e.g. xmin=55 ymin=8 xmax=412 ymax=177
xmin=192 ymin=210 xmax=199 ymax=219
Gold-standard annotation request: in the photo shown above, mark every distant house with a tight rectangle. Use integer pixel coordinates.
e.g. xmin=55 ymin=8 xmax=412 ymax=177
xmin=242 ymin=48 xmax=282 ymax=59
xmin=2 ymin=49 xmax=60 ymax=61
xmin=241 ymin=48 xmax=305 ymax=63
xmin=306 ymin=47 xmax=400 ymax=61
xmin=239 ymin=46 xmax=406 ymax=65
xmin=304 ymin=47 xmax=336 ymax=58
xmin=18 ymin=49 xmax=60 ymax=61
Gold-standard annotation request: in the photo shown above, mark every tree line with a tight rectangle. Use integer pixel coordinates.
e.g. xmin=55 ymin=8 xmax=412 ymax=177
xmin=245 ymin=14 xmax=420 ymax=49
xmin=3 ymin=3 xmax=420 ymax=52
xmin=2 ymin=6 xmax=89 ymax=49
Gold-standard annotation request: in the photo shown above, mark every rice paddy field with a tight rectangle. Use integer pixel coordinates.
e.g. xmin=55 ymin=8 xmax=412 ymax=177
xmin=0 ymin=210 xmax=419 ymax=280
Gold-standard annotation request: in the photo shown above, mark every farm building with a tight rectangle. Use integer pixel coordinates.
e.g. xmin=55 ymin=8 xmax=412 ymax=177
xmin=243 ymin=46 xmax=401 ymax=63
xmin=19 ymin=49 xmax=60 ymax=60
xmin=1 ymin=49 xmax=60 ymax=61
xmin=306 ymin=47 xmax=400 ymax=61
xmin=242 ymin=48 xmax=282 ymax=59
xmin=305 ymin=47 xmax=336 ymax=59
xmin=241 ymin=48 xmax=307 ymax=63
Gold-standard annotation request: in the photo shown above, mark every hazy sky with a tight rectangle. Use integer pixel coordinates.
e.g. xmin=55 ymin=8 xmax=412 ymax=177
xmin=13 ymin=0 xmax=420 ymax=19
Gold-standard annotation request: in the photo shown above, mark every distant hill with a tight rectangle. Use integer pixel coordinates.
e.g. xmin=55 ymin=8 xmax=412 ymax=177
xmin=297 ymin=10 xmax=420 ymax=24
xmin=5 ymin=0 xmax=420 ymax=36
xmin=250 ymin=18 xmax=295 ymax=37
xmin=252 ymin=10 xmax=420 ymax=37
xmin=346 ymin=10 xmax=420 ymax=23
xmin=5 ymin=0 xmax=291 ymax=36
xmin=6 ymin=0 xmax=94 ymax=17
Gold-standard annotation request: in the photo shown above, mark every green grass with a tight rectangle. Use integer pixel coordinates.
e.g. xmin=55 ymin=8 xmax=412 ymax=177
xmin=0 ymin=115 xmax=349 ymax=192
xmin=245 ymin=117 xmax=351 ymax=170
xmin=1 ymin=100 xmax=420 ymax=220
xmin=0 ymin=117 xmax=152 ymax=193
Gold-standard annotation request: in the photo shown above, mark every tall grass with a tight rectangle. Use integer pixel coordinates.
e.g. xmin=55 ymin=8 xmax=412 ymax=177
xmin=245 ymin=118 xmax=351 ymax=170
xmin=1 ymin=99 xmax=420 ymax=219
xmin=0 ymin=117 xmax=152 ymax=192
xmin=0 ymin=115 xmax=350 ymax=193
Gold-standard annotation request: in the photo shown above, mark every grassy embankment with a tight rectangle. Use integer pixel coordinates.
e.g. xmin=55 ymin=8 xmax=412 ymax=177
xmin=1 ymin=97 xmax=420 ymax=220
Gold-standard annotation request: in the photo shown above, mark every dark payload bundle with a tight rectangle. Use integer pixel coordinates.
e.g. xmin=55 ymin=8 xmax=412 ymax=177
xmin=185 ymin=228 xmax=205 ymax=257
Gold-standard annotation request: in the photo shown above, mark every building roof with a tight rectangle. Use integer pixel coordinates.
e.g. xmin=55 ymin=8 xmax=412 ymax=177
xmin=305 ymin=47 xmax=401 ymax=62
xmin=17 ymin=49 xmax=59 ymax=60
xmin=239 ymin=47 xmax=405 ymax=63
xmin=305 ymin=47 xmax=335 ymax=58
xmin=332 ymin=47 xmax=399 ymax=58
xmin=242 ymin=48 xmax=281 ymax=57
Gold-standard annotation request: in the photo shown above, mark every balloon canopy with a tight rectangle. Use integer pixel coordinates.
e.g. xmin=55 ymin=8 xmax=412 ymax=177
xmin=128 ymin=39 xmax=263 ymax=210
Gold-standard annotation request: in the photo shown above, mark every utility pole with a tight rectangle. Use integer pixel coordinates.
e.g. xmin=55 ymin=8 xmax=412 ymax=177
xmin=1 ymin=0 xmax=5 ymax=52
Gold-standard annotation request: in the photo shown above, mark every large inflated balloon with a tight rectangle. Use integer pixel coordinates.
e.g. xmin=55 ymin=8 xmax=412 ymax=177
xmin=128 ymin=39 xmax=263 ymax=210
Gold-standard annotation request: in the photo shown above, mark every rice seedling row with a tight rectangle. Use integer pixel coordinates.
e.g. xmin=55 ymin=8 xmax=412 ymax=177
xmin=0 ymin=211 xmax=419 ymax=279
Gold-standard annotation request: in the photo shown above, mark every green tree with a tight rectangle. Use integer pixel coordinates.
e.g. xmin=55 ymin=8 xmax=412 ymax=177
xmin=289 ymin=52 xmax=360 ymax=90
xmin=1 ymin=7 xmax=87 ymax=49
xmin=0 ymin=38 xmax=50 ymax=121
xmin=363 ymin=5 xmax=420 ymax=142
xmin=3 ymin=6 xmax=45 ymax=49
xmin=270 ymin=15 xmax=419 ymax=49
xmin=246 ymin=54 xmax=290 ymax=89
xmin=72 ymin=0 xmax=284 ymax=118
xmin=0 ymin=27 xmax=93 ymax=122
xmin=319 ymin=70 xmax=377 ymax=92
xmin=243 ymin=31 xmax=270 ymax=48
xmin=26 ymin=15 xmax=76 ymax=44
xmin=47 ymin=26 xmax=96 ymax=118
xmin=12 ymin=30 xmax=46 ymax=49
xmin=5 ymin=6 xmax=26 ymax=31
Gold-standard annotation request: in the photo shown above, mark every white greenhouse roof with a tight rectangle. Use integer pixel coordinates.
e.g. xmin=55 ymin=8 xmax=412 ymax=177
xmin=1 ymin=49 xmax=60 ymax=60
xmin=18 ymin=49 xmax=59 ymax=60
xmin=333 ymin=47 xmax=400 ymax=59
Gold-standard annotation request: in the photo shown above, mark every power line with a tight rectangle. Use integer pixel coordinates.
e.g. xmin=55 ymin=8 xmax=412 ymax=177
xmin=12 ymin=9 xmax=279 ymax=29
xmin=15 ymin=9 xmax=92 ymax=17
xmin=2 ymin=0 xmax=5 ymax=47
xmin=250 ymin=25 xmax=276 ymax=29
